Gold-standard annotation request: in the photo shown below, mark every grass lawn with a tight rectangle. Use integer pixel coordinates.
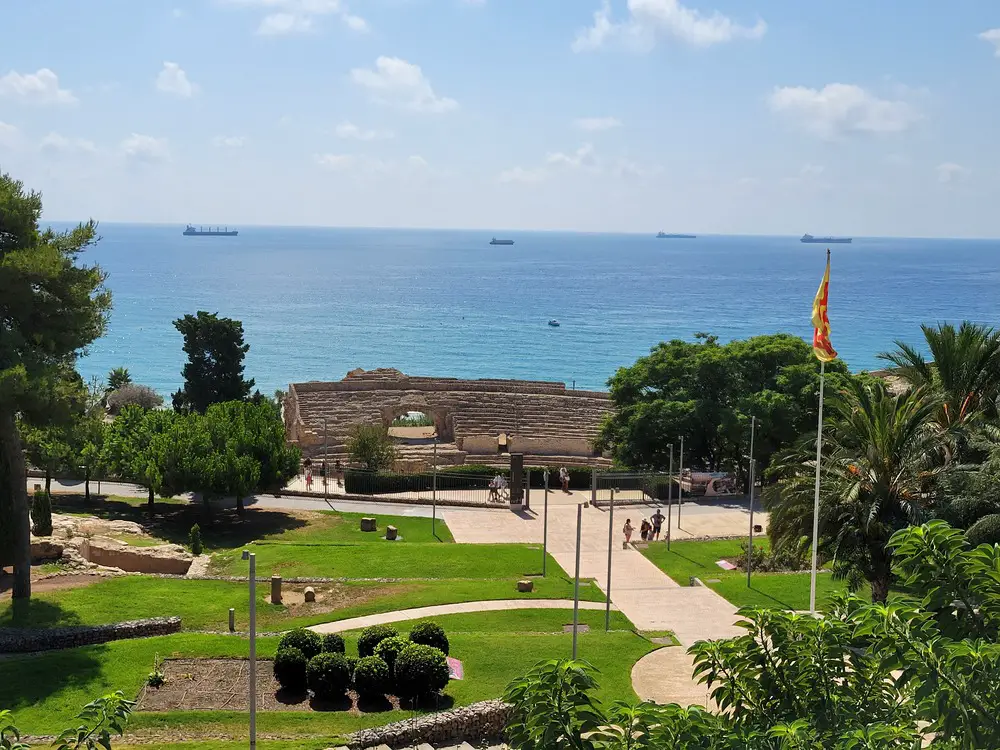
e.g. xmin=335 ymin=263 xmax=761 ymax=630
xmin=1 ymin=574 xmax=604 ymax=632
xmin=1 ymin=610 xmax=656 ymax=740
xmin=641 ymin=538 xmax=854 ymax=611
xmin=209 ymin=542 xmax=558 ymax=579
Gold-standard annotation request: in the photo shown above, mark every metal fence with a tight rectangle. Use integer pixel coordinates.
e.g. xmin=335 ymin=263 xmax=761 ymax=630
xmin=593 ymin=471 xmax=673 ymax=507
xmin=342 ymin=468 xmax=519 ymax=506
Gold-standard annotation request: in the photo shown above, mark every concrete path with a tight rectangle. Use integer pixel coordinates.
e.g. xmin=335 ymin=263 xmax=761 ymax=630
xmin=308 ymin=599 xmax=612 ymax=634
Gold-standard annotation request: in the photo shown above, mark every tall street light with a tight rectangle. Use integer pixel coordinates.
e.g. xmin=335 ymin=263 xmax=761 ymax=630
xmin=241 ymin=550 xmax=257 ymax=750
xmin=665 ymin=443 xmax=673 ymax=550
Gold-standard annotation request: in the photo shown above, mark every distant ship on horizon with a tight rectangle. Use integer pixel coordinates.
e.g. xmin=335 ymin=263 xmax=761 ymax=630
xmin=801 ymin=233 xmax=851 ymax=244
xmin=183 ymin=225 xmax=238 ymax=237
xmin=656 ymin=232 xmax=696 ymax=239
xmin=490 ymin=237 xmax=514 ymax=245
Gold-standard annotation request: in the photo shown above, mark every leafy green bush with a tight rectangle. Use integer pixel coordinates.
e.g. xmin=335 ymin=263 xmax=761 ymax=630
xmin=358 ymin=624 xmax=398 ymax=657
xmin=394 ymin=643 xmax=450 ymax=698
xmin=146 ymin=653 xmax=165 ymax=688
xmin=353 ymin=656 xmax=390 ymax=697
xmin=409 ymin=622 xmax=449 ymax=655
xmin=278 ymin=628 xmax=322 ymax=659
xmin=273 ymin=647 xmax=307 ymax=691
xmin=189 ymin=523 xmax=203 ymax=555
xmin=942 ymin=496 xmax=1000 ymax=529
xmin=31 ymin=489 xmax=52 ymax=537
xmin=374 ymin=635 xmax=411 ymax=672
xmin=307 ymin=653 xmax=352 ymax=699
xmin=346 ymin=655 xmax=358 ymax=678
xmin=321 ymin=633 xmax=345 ymax=654
xmin=967 ymin=513 xmax=1000 ymax=546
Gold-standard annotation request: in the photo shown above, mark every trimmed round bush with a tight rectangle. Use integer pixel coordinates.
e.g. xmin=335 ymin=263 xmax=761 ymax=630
xmin=346 ymin=655 xmax=358 ymax=679
xmin=273 ymin=647 xmax=307 ymax=692
xmin=967 ymin=513 xmax=1000 ymax=547
xmin=358 ymin=624 xmax=398 ymax=657
xmin=943 ymin=497 xmax=1000 ymax=529
xmin=353 ymin=656 xmax=390 ymax=697
xmin=321 ymin=633 xmax=345 ymax=654
xmin=279 ymin=628 xmax=322 ymax=659
xmin=373 ymin=636 xmax=411 ymax=673
xmin=306 ymin=653 xmax=352 ymax=699
xmin=394 ymin=644 xmax=450 ymax=698
xmin=409 ymin=622 xmax=449 ymax=655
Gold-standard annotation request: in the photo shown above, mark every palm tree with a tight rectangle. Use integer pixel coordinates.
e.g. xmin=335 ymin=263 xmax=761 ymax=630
xmin=107 ymin=366 xmax=132 ymax=393
xmin=766 ymin=379 xmax=938 ymax=602
xmin=879 ymin=322 xmax=1000 ymax=433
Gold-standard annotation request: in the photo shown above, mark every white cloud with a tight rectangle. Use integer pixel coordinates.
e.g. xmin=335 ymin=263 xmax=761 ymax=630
xmin=407 ymin=155 xmax=428 ymax=168
xmin=225 ymin=0 xmax=368 ymax=35
xmin=212 ymin=135 xmax=248 ymax=148
xmin=573 ymin=0 xmax=766 ymax=52
xmin=0 ymin=121 xmax=19 ymax=148
xmin=316 ymin=153 xmax=355 ymax=170
xmin=800 ymin=163 xmax=825 ymax=176
xmin=258 ymin=12 xmax=313 ymax=34
xmin=769 ymin=83 xmax=919 ymax=139
xmin=499 ymin=166 xmax=548 ymax=184
xmin=937 ymin=162 xmax=969 ymax=184
xmin=316 ymin=152 xmax=430 ymax=176
xmin=350 ymin=57 xmax=458 ymax=113
xmin=0 ymin=68 xmax=77 ymax=104
xmin=156 ymin=62 xmax=197 ymax=97
xmin=546 ymin=143 xmax=598 ymax=169
xmin=613 ymin=157 xmax=661 ymax=179
xmin=980 ymin=29 xmax=1000 ymax=56
xmin=343 ymin=14 xmax=368 ymax=32
xmin=335 ymin=121 xmax=393 ymax=140
xmin=121 ymin=133 xmax=169 ymax=162
xmin=39 ymin=132 xmax=97 ymax=154
xmin=575 ymin=116 xmax=622 ymax=131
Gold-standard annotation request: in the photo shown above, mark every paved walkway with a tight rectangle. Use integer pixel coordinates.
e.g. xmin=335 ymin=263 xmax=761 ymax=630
xmin=308 ymin=599 xmax=612 ymax=634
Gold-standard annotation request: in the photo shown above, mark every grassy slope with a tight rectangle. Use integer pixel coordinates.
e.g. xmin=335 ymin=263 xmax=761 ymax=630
xmin=2 ymin=610 xmax=655 ymax=738
xmin=641 ymin=538 xmax=852 ymax=611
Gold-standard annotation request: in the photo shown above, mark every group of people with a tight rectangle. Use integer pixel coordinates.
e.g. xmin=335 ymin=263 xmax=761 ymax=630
xmin=488 ymin=466 xmax=571 ymax=502
xmin=304 ymin=460 xmax=342 ymax=491
xmin=621 ymin=509 xmax=665 ymax=547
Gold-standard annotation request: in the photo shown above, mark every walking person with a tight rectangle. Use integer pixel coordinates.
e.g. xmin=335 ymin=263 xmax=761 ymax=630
xmin=623 ymin=518 xmax=634 ymax=548
xmin=305 ymin=468 xmax=313 ymax=491
xmin=559 ymin=466 xmax=570 ymax=493
xmin=640 ymin=519 xmax=650 ymax=542
xmin=651 ymin=508 xmax=664 ymax=540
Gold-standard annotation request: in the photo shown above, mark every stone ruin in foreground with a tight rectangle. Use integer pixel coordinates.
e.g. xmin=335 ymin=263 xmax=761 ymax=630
xmin=284 ymin=368 xmax=613 ymax=470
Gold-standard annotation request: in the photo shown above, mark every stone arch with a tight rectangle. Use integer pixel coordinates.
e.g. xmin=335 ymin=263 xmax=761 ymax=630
xmin=381 ymin=398 xmax=453 ymax=442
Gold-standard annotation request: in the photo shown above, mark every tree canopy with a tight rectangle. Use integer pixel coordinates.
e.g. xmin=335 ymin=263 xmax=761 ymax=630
xmin=0 ymin=173 xmax=111 ymax=597
xmin=171 ymin=311 xmax=255 ymax=413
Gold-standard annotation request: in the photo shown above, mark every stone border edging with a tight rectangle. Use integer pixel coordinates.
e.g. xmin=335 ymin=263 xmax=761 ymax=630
xmin=0 ymin=616 xmax=182 ymax=654
xmin=347 ymin=698 xmax=512 ymax=749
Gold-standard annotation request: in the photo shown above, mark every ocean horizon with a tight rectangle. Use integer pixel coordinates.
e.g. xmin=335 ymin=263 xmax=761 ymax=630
xmin=55 ymin=222 xmax=1000 ymax=398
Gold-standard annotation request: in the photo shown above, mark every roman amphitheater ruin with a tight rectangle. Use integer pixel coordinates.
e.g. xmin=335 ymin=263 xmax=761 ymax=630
xmin=284 ymin=368 xmax=613 ymax=470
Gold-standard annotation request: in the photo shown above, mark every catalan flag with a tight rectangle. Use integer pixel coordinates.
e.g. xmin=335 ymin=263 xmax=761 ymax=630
xmin=811 ymin=250 xmax=837 ymax=362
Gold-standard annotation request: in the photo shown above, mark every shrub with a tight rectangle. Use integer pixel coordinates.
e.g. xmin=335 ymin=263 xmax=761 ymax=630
xmin=394 ymin=644 xmax=450 ymax=698
xmin=273 ymin=647 xmax=307 ymax=691
xmin=346 ymin=655 xmax=358 ymax=678
xmin=307 ymin=653 xmax=352 ymax=699
xmin=146 ymin=653 xmax=165 ymax=688
xmin=942 ymin=496 xmax=1000 ymax=529
xmin=348 ymin=424 xmax=396 ymax=472
xmin=358 ymin=624 xmax=398 ymax=657
xmin=967 ymin=513 xmax=1000 ymax=547
xmin=321 ymin=633 xmax=345 ymax=654
xmin=106 ymin=383 xmax=164 ymax=415
xmin=353 ymin=656 xmax=390 ymax=697
xmin=189 ymin=523 xmax=203 ymax=555
xmin=409 ymin=622 xmax=449 ymax=655
xmin=374 ymin=635 xmax=411 ymax=672
xmin=31 ymin=490 xmax=52 ymax=537
xmin=278 ymin=628 xmax=322 ymax=659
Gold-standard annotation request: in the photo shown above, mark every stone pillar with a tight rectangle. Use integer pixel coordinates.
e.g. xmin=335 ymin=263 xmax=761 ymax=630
xmin=386 ymin=525 xmax=398 ymax=541
xmin=361 ymin=517 xmax=377 ymax=532
xmin=271 ymin=575 xmax=282 ymax=605
xmin=304 ymin=586 xmax=316 ymax=603
xmin=229 ymin=608 xmax=235 ymax=632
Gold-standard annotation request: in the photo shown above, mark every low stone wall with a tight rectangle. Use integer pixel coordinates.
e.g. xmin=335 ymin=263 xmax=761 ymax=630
xmin=79 ymin=539 xmax=193 ymax=575
xmin=348 ymin=699 xmax=512 ymax=749
xmin=0 ymin=616 xmax=182 ymax=653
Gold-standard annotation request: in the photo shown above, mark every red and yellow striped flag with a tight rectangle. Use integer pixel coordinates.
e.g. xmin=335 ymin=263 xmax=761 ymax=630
xmin=811 ymin=251 xmax=837 ymax=362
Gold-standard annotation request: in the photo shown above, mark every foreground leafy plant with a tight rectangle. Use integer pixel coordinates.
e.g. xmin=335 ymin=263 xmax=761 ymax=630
xmin=53 ymin=691 xmax=135 ymax=750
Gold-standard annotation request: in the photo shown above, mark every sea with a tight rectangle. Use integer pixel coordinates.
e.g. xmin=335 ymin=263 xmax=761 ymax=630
xmin=55 ymin=223 xmax=1000 ymax=397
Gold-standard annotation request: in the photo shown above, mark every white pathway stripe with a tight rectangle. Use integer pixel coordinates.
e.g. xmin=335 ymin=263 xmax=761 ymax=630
xmin=307 ymin=599 xmax=614 ymax=634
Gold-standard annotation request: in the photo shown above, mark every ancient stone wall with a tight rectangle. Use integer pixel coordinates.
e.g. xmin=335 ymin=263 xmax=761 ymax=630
xmin=0 ymin=616 xmax=182 ymax=653
xmin=79 ymin=539 xmax=193 ymax=575
xmin=347 ymin=699 xmax=512 ymax=749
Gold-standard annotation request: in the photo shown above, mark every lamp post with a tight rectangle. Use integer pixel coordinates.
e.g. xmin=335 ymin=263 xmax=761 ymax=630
xmin=323 ymin=419 xmax=329 ymax=502
xmin=666 ymin=443 xmax=674 ymax=550
xmin=677 ymin=436 xmax=684 ymax=528
xmin=432 ymin=436 xmax=438 ymax=538
xmin=572 ymin=501 xmax=582 ymax=659
xmin=746 ymin=416 xmax=756 ymax=588
xmin=542 ymin=470 xmax=549 ymax=577
xmin=605 ymin=487 xmax=615 ymax=632
xmin=241 ymin=550 xmax=257 ymax=750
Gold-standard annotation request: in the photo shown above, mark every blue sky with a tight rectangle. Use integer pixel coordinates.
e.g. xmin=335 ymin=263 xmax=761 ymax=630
xmin=1 ymin=0 xmax=998 ymax=236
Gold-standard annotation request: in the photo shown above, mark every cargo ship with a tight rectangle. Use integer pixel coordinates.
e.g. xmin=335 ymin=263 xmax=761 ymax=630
xmin=656 ymin=232 xmax=696 ymax=239
xmin=183 ymin=225 xmax=238 ymax=237
xmin=801 ymin=233 xmax=851 ymax=244
xmin=489 ymin=237 xmax=514 ymax=245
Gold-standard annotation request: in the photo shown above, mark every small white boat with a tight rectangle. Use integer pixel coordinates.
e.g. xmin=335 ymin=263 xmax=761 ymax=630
xmin=548 ymin=320 xmax=560 ymax=327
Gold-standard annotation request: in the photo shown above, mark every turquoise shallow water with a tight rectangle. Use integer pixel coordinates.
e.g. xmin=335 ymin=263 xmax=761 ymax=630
xmin=61 ymin=224 xmax=1000 ymax=396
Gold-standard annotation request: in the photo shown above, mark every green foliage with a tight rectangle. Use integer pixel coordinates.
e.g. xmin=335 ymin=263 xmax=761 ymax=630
xmin=188 ymin=524 xmax=203 ymax=556
xmin=598 ymin=333 xmax=852 ymax=473
xmin=146 ymin=653 xmax=165 ymax=688
xmin=29 ymin=490 xmax=51 ymax=537
xmin=278 ymin=628 xmax=322 ymax=660
xmin=394 ymin=643 xmax=450 ymax=698
xmin=358 ymin=624 xmax=399 ymax=658
xmin=409 ymin=621 xmax=449 ymax=655
xmin=504 ymin=659 xmax=605 ymax=750
xmin=306 ymin=652 xmax=352 ymax=699
xmin=105 ymin=384 xmax=163 ymax=415
xmin=321 ymin=633 xmax=345 ymax=654
xmin=373 ymin=635 xmax=410 ymax=673
xmin=353 ymin=656 xmax=390 ymax=697
xmin=966 ymin=513 xmax=1000 ymax=546
xmin=273 ymin=647 xmax=308 ymax=692
xmin=940 ymin=495 xmax=1000 ymax=529
xmin=171 ymin=311 xmax=255 ymax=414
xmin=106 ymin=367 xmax=132 ymax=392
xmin=392 ymin=413 xmax=434 ymax=427
xmin=0 ymin=708 xmax=30 ymax=750
xmin=53 ymin=691 xmax=135 ymax=750
xmin=348 ymin=424 xmax=396 ymax=472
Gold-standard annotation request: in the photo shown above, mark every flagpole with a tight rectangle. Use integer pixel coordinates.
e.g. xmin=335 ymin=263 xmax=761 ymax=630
xmin=809 ymin=360 xmax=826 ymax=613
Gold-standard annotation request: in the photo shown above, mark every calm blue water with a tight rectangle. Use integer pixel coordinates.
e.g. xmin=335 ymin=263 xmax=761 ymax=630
xmin=63 ymin=224 xmax=1000 ymax=396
